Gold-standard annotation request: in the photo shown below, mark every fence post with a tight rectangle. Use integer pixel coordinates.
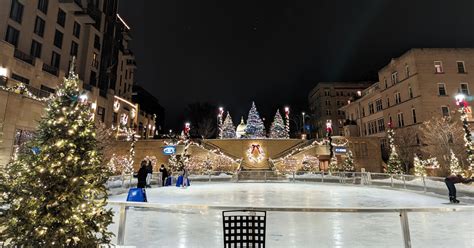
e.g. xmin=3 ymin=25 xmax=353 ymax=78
xmin=321 ymin=171 xmax=324 ymax=183
xmin=264 ymin=171 xmax=267 ymax=183
xmin=129 ymin=173 xmax=132 ymax=188
xmin=422 ymin=176 xmax=426 ymax=193
xmin=117 ymin=204 xmax=128 ymax=245
xmin=390 ymin=175 xmax=394 ymax=188
xmin=292 ymin=171 xmax=295 ymax=183
xmin=353 ymin=172 xmax=356 ymax=184
xmin=209 ymin=171 xmax=211 ymax=182
xmin=399 ymin=210 xmax=412 ymax=248
xmin=403 ymin=175 xmax=406 ymax=189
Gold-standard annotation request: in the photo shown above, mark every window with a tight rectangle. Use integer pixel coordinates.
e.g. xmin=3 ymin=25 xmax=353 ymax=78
xmin=121 ymin=60 xmax=123 ymax=71
xmin=326 ymin=109 xmax=331 ymax=115
xmin=38 ymin=0 xmax=48 ymax=14
xmin=368 ymin=102 xmax=374 ymax=114
xmin=97 ymin=106 xmax=105 ymax=122
xmin=434 ymin=61 xmax=443 ymax=73
xmin=395 ymin=92 xmax=401 ymax=104
xmin=460 ymin=83 xmax=469 ymax=95
xmin=389 ymin=116 xmax=393 ymax=126
xmin=41 ymin=85 xmax=55 ymax=94
xmin=51 ymin=51 xmax=61 ymax=68
xmin=89 ymin=71 xmax=97 ymax=86
xmin=457 ymin=61 xmax=466 ymax=73
xmin=30 ymin=40 xmax=42 ymax=58
xmin=441 ymin=106 xmax=450 ymax=117
xmin=397 ymin=112 xmax=405 ymax=127
xmin=70 ymin=41 xmax=78 ymax=56
xmin=336 ymin=100 xmax=341 ymax=106
xmin=375 ymin=99 xmax=383 ymax=111
xmin=5 ymin=26 xmax=20 ymax=47
xmin=384 ymin=78 xmax=387 ymax=88
xmin=386 ymin=97 xmax=390 ymax=108
xmin=325 ymin=99 xmax=331 ymax=106
xmin=324 ymin=89 xmax=330 ymax=96
xmin=405 ymin=64 xmax=410 ymax=78
xmin=54 ymin=30 xmax=63 ymax=48
xmin=368 ymin=121 xmax=377 ymax=135
xmin=92 ymin=52 xmax=99 ymax=68
xmin=9 ymin=0 xmax=23 ymax=23
xmin=119 ymin=75 xmax=122 ymax=86
xmin=361 ymin=107 xmax=365 ymax=117
xmin=408 ymin=87 xmax=413 ymax=98
xmin=11 ymin=73 xmax=29 ymax=84
xmin=32 ymin=17 xmax=45 ymax=37
xmin=57 ymin=8 xmax=66 ymax=27
xmin=94 ymin=35 xmax=101 ymax=50
xmin=438 ymin=83 xmax=446 ymax=96
xmin=412 ymin=108 xmax=417 ymax=124
xmin=391 ymin=72 xmax=398 ymax=84
xmin=73 ymin=21 xmax=81 ymax=38
xmin=377 ymin=118 xmax=385 ymax=132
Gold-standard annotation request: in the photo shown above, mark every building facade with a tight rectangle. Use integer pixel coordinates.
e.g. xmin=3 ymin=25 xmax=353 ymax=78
xmin=0 ymin=0 xmax=156 ymax=165
xmin=308 ymin=82 xmax=373 ymax=138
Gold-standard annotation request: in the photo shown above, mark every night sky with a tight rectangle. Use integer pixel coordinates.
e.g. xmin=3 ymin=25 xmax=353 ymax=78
xmin=118 ymin=0 xmax=474 ymax=131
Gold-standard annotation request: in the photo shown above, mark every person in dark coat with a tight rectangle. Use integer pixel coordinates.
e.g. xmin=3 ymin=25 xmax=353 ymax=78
xmin=445 ymin=174 xmax=473 ymax=203
xmin=159 ymin=164 xmax=168 ymax=186
xmin=134 ymin=160 xmax=148 ymax=188
xmin=146 ymin=160 xmax=153 ymax=188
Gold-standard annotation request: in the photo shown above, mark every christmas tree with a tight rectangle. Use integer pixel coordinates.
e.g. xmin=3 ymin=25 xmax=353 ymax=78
xmin=449 ymin=150 xmax=463 ymax=175
xmin=386 ymin=126 xmax=403 ymax=174
xmin=328 ymin=155 xmax=339 ymax=173
xmin=244 ymin=102 xmax=266 ymax=138
xmin=342 ymin=150 xmax=355 ymax=172
xmin=270 ymin=110 xmax=287 ymax=139
xmin=221 ymin=112 xmax=236 ymax=139
xmin=0 ymin=61 xmax=113 ymax=246
xmin=413 ymin=154 xmax=426 ymax=176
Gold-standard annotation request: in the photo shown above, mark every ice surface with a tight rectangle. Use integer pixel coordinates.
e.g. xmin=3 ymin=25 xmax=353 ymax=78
xmin=107 ymin=183 xmax=474 ymax=248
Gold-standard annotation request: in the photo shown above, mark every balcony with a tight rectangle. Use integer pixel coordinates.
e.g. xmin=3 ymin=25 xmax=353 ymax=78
xmin=14 ymin=49 xmax=35 ymax=66
xmin=59 ymin=0 xmax=83 ymax=12
xmin=42 ymin=64 xmax=59 ymax=76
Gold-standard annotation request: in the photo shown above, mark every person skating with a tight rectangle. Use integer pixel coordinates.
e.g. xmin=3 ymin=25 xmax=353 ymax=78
xmin=181 ymin=166 xmax=189 ymax=188
xmin=159 ymin=164 xmax=168 ymax=186
xmin=444 ymin=174 xmax=473 ymax=203
xmin=134 ymin=160 xmax=148 ymax=188
xmin=145 ymin=160 xmax=153 ymax=188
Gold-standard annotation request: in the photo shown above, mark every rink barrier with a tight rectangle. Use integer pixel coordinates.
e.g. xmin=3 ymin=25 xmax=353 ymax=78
xmin=107 ymin=201 xmax=474 ymax=248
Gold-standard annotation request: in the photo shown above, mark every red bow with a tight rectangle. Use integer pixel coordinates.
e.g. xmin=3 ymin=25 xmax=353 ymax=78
xmin=251 ymin=144 xmax=261 ymax=154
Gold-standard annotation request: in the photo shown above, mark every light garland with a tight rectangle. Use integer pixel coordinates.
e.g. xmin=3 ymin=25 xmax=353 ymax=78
xmin=271 ymin=140 xmax=325 ymax=164
xmin=458 ymin=105 xmax=474 ymax=171
xmin=0 ymin=83 xmax=54 ymax=102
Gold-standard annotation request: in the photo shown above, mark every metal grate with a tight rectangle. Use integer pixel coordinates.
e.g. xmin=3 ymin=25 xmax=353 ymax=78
xmin=222 ymin=210 xmax=266 ymax=248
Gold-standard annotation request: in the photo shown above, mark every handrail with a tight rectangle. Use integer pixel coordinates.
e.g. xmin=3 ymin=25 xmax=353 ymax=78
xmin=107 ymin=201 xmax=474 ymax=248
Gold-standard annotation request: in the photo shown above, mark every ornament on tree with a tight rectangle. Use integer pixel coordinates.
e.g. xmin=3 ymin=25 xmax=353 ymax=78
xmin=386 ymin=125 xmax=403 ymax=174
xmin=270 ymin=110 xmax=287 ymax=139
xmin=342 ymin=150 xmax=355 ymax=172
xmin=221 ymin=112 xmax=236 ymax=139
xmin=0 ymin=58 xmax=113 ymax=246
xmin=449 ymin=150 xmax=463 ymax=176
xmin=244 ymin=102 xmax=266 ymax=138
xmin=413 ymin=154 xmax=426 ymax=176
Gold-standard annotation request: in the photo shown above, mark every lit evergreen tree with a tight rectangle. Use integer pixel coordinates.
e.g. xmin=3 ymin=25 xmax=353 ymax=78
xmin=449 ymin=149 xmax=463 ymax=176
xmin=270 ymin=110 xmax=287 ymax=139
xmin=386 ymin=126 xmax=403 ymax=174
xmin=244 ymin=102 xmax=266 ymax=138
xmin=328 ymin=155 xmax=339 ymax=173
xmin=0 ymin=62 xmax=113 ymax=246
xmin=342 ymin=150 xmax=355 ymax=172
xmin=413 ymin=154 xmax=426 ymax=176
xmin=221 ymin=111 xmax=236 ymax=139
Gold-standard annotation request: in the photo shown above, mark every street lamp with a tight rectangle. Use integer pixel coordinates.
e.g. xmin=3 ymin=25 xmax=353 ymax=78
xmin=455 ymin=93 xmax=474 ymax=170
xmin=284 ymin=107 xmax=290 ymax=138
xmin=326 ymin=120 xmax=333 ymax=157
xmin=218 ymin=107 xmax=224 ymax=139
xmin=302 ymin=112 xmax=306 ymax=135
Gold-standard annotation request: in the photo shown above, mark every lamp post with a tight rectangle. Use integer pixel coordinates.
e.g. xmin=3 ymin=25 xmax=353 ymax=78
xmin=326 ymin=120 xmax=333 ymax=157
xmin=184 ymin=122 xmax=191 ymax=137
xmin=218 ymin=107 xmax=224 ymax=139
xmin=455 ymin=93 xmax=474 ymax=170
xmin=302 ymin=112 xmax=306 ymax=135
xmin=284 ymin=107 xmax=290 ymax=138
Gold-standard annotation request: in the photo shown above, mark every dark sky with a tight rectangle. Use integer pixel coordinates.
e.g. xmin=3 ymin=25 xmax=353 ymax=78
xmin=118 ymin=0 xmax=474 ymax=131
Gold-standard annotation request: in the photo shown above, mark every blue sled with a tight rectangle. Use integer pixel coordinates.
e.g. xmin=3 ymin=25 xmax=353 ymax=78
xmin=126 ymin=188 xmax=148 ymax=202
xmin=176 ymin=175 xmax=190 ymax=187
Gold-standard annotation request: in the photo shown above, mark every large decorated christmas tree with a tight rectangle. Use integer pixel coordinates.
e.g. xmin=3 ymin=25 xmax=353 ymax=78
xmin=221 ymin=112 xmax=236 ymax=139
xmin=386 ymin=126 xmax=403 ymax=174
xmin=342 ymin=150 xmax=355 ymax=172
xmin=244 ymin=102 xmax=266 ymax=138
xmin=270 ymin=110 xmax=287 ymax=139
xmin=0 ymin=62 xmax=113 ymax=246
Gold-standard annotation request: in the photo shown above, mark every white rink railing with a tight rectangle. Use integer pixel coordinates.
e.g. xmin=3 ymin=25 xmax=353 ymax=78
xmin=107 ymin=201 xmax=474 ymax=248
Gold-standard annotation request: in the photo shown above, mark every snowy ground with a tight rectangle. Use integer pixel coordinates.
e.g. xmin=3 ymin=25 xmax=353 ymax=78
xmin=107 ymin=183 xmax=474 ymax=248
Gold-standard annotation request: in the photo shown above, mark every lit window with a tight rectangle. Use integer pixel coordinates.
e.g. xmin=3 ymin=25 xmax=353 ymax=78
xmin=434 ymin=61 xmax=443 ymax=73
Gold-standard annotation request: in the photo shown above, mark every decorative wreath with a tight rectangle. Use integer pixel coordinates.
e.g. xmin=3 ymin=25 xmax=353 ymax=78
xmin=247 ymin=144 xmax=265 ymax=163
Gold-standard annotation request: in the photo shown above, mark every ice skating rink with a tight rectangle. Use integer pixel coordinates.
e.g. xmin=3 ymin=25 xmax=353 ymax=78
xmin=108 ymin=183 xmax=474 ymax=247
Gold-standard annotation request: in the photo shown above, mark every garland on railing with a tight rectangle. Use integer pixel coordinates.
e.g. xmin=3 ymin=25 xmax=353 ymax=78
xmin=271 ymin=140 xmax=326 ymax=164
xmin=0 ymin=83 xmax=54 ymax=102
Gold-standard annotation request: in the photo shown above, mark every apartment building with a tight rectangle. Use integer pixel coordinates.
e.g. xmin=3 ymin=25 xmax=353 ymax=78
xmin=341 ymin=48 xmax=474 ymax=143
xmin=0 ymin=0 xmax=156 ymax=165
xmin=308 ymin=82 xmax=373 ymax=138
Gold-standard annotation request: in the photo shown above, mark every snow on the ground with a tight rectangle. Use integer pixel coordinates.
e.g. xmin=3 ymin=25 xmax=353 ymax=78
xmin=107 ymin=183 xmax=474 ymax=248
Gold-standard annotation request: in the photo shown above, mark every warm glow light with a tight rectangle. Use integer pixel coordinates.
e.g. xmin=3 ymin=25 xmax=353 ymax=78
xmin=455 ymin=93 xmax=466 ymax=102
xmin=116 ymin=14 xmax=130 ymax=30
xmin=79 ymin=94 xmax=88 ymax=102
xmin=114 ymin=95 xmax=137 ymax=109
xmin=284 ymin=107 xmax=290 ymax=113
